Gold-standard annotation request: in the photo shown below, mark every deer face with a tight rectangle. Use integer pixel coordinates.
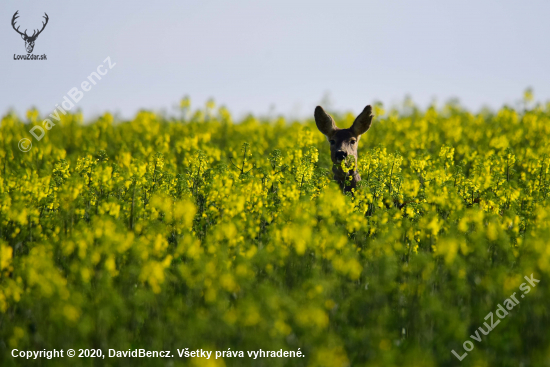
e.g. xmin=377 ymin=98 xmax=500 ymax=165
xmin=315 ymin=105 xmax=374 ymax=186
xmin=22 ymin=34 xmax=37 ymax=53
xmin=12 ymin=11 xmax=49 ymax=54
xmin=328 ymin=129 xmax=358 ymax=166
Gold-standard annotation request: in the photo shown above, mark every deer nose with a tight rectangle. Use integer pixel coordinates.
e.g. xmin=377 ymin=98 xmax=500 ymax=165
xmin=335 ymin=151 xmax=347 ymax=162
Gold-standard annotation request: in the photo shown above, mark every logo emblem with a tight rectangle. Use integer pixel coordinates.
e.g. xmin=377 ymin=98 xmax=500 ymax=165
xmin=11 ymin=10 xmax=49 ymax=54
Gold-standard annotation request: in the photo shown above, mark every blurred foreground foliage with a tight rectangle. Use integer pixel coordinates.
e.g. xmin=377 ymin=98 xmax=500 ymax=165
xmin=1 ymin=97 xmax=550 ymax=366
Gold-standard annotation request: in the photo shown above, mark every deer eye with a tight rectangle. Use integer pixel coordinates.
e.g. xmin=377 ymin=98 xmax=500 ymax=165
xmin=329 ymin=140 xmax=335 ymax=145
xmin=350 ymin=139 xmax=356 ymax=145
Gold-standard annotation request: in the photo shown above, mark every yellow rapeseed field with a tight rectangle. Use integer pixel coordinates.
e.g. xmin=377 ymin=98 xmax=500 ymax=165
xmin=1 ymin=95 xmax=549 ymax=366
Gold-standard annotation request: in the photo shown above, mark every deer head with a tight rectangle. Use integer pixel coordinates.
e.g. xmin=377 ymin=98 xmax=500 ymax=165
xmin=315 ymin=105 xmax=374 ymax=191
xmin=12 ymin=11 xmax=49 ymax=54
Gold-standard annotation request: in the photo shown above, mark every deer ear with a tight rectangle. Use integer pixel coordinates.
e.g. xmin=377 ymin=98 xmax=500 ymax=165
xmin=21 ymin=34 xmax=26 ymax=40
xmin=314 ymin=106 xmax=337 ymax=137
xmin=350 ymin=105 xmax=374 ymax=136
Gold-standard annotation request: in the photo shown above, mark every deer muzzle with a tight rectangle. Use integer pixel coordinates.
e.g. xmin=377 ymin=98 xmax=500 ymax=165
xmin=335 ymin=151 xmax=347 ymax=163
xmin=25 ymin=41 xmax=35 ymax=53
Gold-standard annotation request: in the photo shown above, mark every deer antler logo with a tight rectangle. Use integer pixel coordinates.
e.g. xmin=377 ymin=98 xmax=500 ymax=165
xmin=12 ymin=10 xmax=49 ymax=54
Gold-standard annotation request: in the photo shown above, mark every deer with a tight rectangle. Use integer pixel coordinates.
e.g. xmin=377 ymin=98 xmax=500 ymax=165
xmin=12 ymin=11 xmax=49 ymax=54
xmin=314 ymin=105 xmax=374 ymax=192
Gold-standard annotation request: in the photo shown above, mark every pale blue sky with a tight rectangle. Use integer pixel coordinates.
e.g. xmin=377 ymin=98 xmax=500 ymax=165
xmin=1 ymin=0 xmax=549 ymax=119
